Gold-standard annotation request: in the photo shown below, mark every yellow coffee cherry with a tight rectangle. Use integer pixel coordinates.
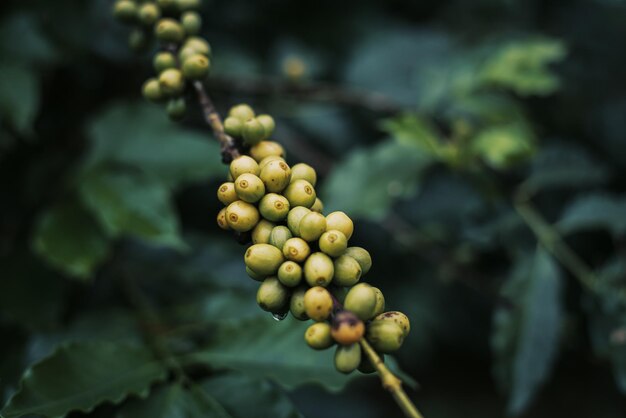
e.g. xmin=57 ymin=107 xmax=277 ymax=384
xmin=216 ymin=208 xmax=229 ymax=230
xmin=256 ymin=277 xmax=289 ymax=313
xmin=256 ymin=114 xmax=275 ymax=139
xmin=154 ymin=18 xmax=185 ymax=43
xmin=333 ymin=255 xmax=362 ymax=286
xmin=344 ymin=247 xmax=372 ymax=275
xmin=303 ymin=252 xmax=334 ymax=287
xmin=251 ymin=219 xmax=275 ymax=244
xmin=258 ymin=155 xmax=285 ymax=170
xmin=158 ymin=68 xmax=185 ymax=96
xmin=303 ymin=286 xmax=334 ymax=321
xmin=259 ymin=193 xmax=290 ymax=222
xmin=138 ymin=3 xmax=161 ymax=26
xmin=229 ymin=155 xmax=260 ymax=179
xmin=334 ymin=344 xmax=361 ymax=374
xmin=282 ymin=237 xmax=311 ymax=263
xmin=225 ymin=201 xmax=259 ymax=232
xmin=234 ymin=173 xmax=265 ymax=203
xmin=229 ymin=104 xmax=255 ymax=121
xmin=366 ymin=320 xmax=405 ymax=353
xmin=310 ymin=198 xmax=324 ymax=213
xmin=259 ymin=160 xmax=291 ymax=193
xmin=283 ymin=179 xmax=316 ymax=208
xmin=290 ymin=286 xmax=308 ymax=320
xmin=305 ymin=322 xmax=334 ymax=350
xmin=374 ymin=311 xmax=410 ymax=337
xmin=250 ymin=141 xmax=285 ymax=162
xmin=298 ymin=212 xmax=326 ymax=242
xmin=286 ymin=206 xmax=311 ymax=236
xmin=318 ymin=230 xmax=348 ymax=257
xmin=290 ymin=163 xmax=317 ymax=186
xmin=217 ymin=182 xmax=237 ymax=205
xmin=244 ymin=243 xmax=284 ymax=276
xmin=181 ymin=11 xmax=202 ymax=35
xmin=182 ymin=53 xmax=210 ymax=80
xmin=344 ymin=283 xmax=377 ymax=320
xmin=331 ymin=311 xmax=365 ymax=346
xmin=325 ymin=211 xmax=354 ymax=240
xmin=183 ymin=36 xmax=211 ymax=56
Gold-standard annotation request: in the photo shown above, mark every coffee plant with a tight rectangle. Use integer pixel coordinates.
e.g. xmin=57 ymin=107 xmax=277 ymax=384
xmin=2 ymin=0 xmax=626 ymax=417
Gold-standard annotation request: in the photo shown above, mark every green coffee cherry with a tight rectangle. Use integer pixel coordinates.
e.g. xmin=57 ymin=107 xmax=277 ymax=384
xmin=268 ymin=226 xmax=292 ymax=251
xmin=303 ymin=286 xmax=334 ymax=321
xmin=251 ymin=219 xmax=275 ymax=244
xmin=290 ymin=287 xmax=308 ymax=320
xmin=250 ymin=141 xmax=285 ymax=162
xmin=166 ymin=98 xmax=186 ymax=121
xmin=229 ymin=104 xmax=255 ymax=122
xmin=234 ymin=173 xmax=265 ymax=203
xmin=113 ymin=0 xmax=137 ymax=23
xmin=216 ymin=208 xmax=229 ymax=230
xmin=358 ymin=353 xmax=383 ymax=374
xmin=256 ymin=277 xmax=289 ymax=313
xmin=224 ymin=116 xmax=243 ymax=137
xmin=176 ymin=0 xmax=201 ymax=11
xmin=344 ymin=283 xmax=377 ymax=320
xmin=344 ymin=247 xmax=372 ymax=275
xmin=259 ymin=155 xmax=285 ymax=170
xmin=246 ymin=266 xmax=265 ymax=281
xmin=128 ymin=29 xmax=148 ymax=52
xmin=242 ymin=118 xmax=266 ymax=146
xmin=138 ymin=3 xmax=161 ymax=26
xmin=318 ymin=230 xmax=347 ymax=257
xmin=278 ymin=261 xmax=302 ymax=287
xmin=217 ymin=182 xmax=238 ymax=205
xmin=372 ymin=288 xmax=385 ymax=317
xmin=256 ymin=114 xmax=275 ymax=139
xmin=181 ymin=11 xmax=202 ymax=35
xmin=182 ymin=54 xmax=210 ymax=80
xmin=331 ymin=311 xmax=365 ymax=345
xmin=374 ymin=311 xmax=410 ymax=337
xmin=283 ymin=179 xmax=316 ymax=208
xmin=225 ymin=200 xmax=259 ymax=232
xmin=298 ymin=212 xmax=326 ymax=242
xmin=334 ymin=344 xmax=361 ymax=374
xmin=326 ymin=211 xmax=354 ymax=240
xmin=310 ymin=198 xmax=324 ymax=213
xmin=154 ymin=18 xmax=185 ymax=43
xmin=333 ymin=255 xmax=362 ymax=287
xmin=259 ymin=160 xmax=291 ymax=193
xmin=282 ymin=237 xmax=311 ymax=263
xmin=229 ymin=155 xmax=260 ymax=179
xmin=259 ymin=193 xmax=290 ymax=222
xmin=290 ymin=163 xmax=317 ymax=187
xmin=305 ymin=322 xmax=334 ymax=350
xmin=185 ymin=37 xmax=211 ymax=56
xmin=142 ymin=78 xmax=162 ymax=102
xmin=287 ymin=206 xmax=311 ymax=236
xmin=153 ymin=52 xmax=177 ymax=74
xmin=304 ymin=252 xmax=334 ymax=287
xmin=244 ymin=243 xmax=284 ymax=276
xmin=366 ymin=320 xmax=405 ymax=353
xmin=158 ymin=68 xmax=185 ymax=96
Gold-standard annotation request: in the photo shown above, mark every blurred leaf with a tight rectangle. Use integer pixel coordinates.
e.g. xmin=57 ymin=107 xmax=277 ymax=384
xmin=492 ymin=248 xmax=563 ymax=416
xmin=0 ymin=63 xmax=40 ymax=134
xmin=322 ymin=141 xmax=433 ymax=220
xmin=32 ymin=200 xmax=110 ymax=280
xmin=117 ymin=383 xmax=232 ymax=418
xmin=78 ymin=167 xmax=185 ymax=249
xmin=201 ymin=372 xmax=304 ymax=418
xmin=479 ymin=38 xmax=566 ymax=96
xmin=86 ymin=103 xmax=224 ymax=185
xmin=381 ymin=113 xmax=442 ymax=156
xmin=1 ymin=342 xmax=167 ymax=418
xmin=0 ymin=14 xmax=58 ymax=65
xmin=471 ymin=123 xmax=535 ymax=169
xmin=557 ymin=194 xmax=626 ymax=237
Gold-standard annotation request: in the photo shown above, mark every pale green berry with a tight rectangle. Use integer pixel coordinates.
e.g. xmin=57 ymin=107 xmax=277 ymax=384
xmin=303 ymin=286 xmax=334 ymax=321
xmin=290 ymin=163 xmax=317 ymax=186
xmin=217 ymin=182 xmax=237 ymax=205
xmin=334 ymin=344 xmax=361 ymax=374
xmin=259 ymin=193 xmax=290 ymax=222
xmin=256 ymin=114 xmax=275 ymax=139
xmin=153 ymin=52 xmax=177 ymax=73
xmin=182 ymin=53 xmax=210 ymax=80
xmin=154 ymin=18 xmax=185 ymax=43
xmin=304 ymin=252 xmax=334 ymax=287
xmin=242 ymin=118 xmax=266 ymax=146
xmin=366 ymin=320 xmax=405 ymax=353
xmin=310 ymin=197 xmax=324 ymax=213
xmin=183 ymin=36 xmax=211 ymax=56
xmin=113 ymin=0 xmax=137 ymax=23
xmin=229 ymin=155 xmax=259 ymax=179
xmin=225 ymin=200 xmax=259 ymax=232
xmin=333 ymin=255 xmax=362 ymax=287
xmin=290 ymin=286 xmax=308 ymax=320
xmin=268 ymin=226 xmax=292 ymax=251
xmin=158 ymin=68 xmax=185 ymax=96
xmin=224 ymin=116 xmax=243 ymax=137
xmin=258 ymin=155 xmax=285 ymax=170
xmin=278 ymin=261 xmax=302 ymax=287
xmin=244 ymin=244 xmax=284 ymax=276
xmin=138 ymin=3 xmax=161 ymax=26
xmin=298 ymin=212 xmax=326 ymax=242
xmin=326 ymin=211 xmax=354 ymax=240
xmin=166 ymin=98 xmax=186 ymax=121
xmin=142 ymin=78 xmax=162 ymax=102
xmin=344 ymin=247 xmax=372 ymax=275
xmin=319 ymin=230 xmax=347 ymax=257
xmin=344 ymin=283 xmax=377 ymax=321
xmin=287 ymin=206 xmax=310 ymax=236
xmin=305 ymin=322 xmax=334 ymax=350
xmin=251 ymin=219 xmax=275 ymax=244
xmin=246 ymin=266 xmax=265 ymax=282
xmin=250 ymin=141 xmax=285 ymax=162
xmin=283 ymin=179 xmax=316 ymax=208
xmin=256 ymin=277 xmax=289 ymax=313
xmin=374 ymin=311 xmax=410 ymax=337
xmin=229 ymin=104 xmax=255 ymax=121
xmin=216 ymin=208 xmax=229 ymax=230
xmin=234 ymin=173 xmax=265 ymax=203
xmin=282 ymin=238 xmax=310 ymax=263
xmin=372 ymin=288 xmax=386 ymax=318
xmin=181 ymin=11 xmax=202 ymax=35
xmin=259 ymin=160 xmax=291 ymax=193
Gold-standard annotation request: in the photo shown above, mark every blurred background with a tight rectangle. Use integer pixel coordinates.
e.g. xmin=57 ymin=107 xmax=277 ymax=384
xmin=1 ymin=0 xmax=626 ymax=417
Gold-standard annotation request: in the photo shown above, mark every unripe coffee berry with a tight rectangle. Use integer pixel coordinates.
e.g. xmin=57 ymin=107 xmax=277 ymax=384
xmin=333 ymin=255 xmax=362 ymax=286
xmin=153 ymin=52 xmax=177 ymax=74
xmin=268 ymin=226 xmax=292 ymax=251
xmin=182 ymin=54 xmax=210 ymax=80
xmin=374 ymin=311 xmax=411 ymax=337
xmin=283 ymin=179 xmax=316 ymax=208
xmin=298 ymin=212 xmax=326 ymax=242
xmin=282 ymin=237 xmax=311 ymax=263
xmin=244 ymin=243 xmax=284 ymax=276
xmin=318 ymin=230 xmax=348 ymax=257
xmin=258 ymin=155 xmax=285 ymax=169
xmin=303 ymin=286 xmax=334 ymax=321
xmin=234 ymin=173 xmax=265 ymax=203
xmin=278 ymin=261 xmax=302 ymax=287
xmin=154 ymin=18 xmax=185 ymax=43
xmin=138 ymin=3 xmax=161 ymax=26
xmin=289 ymin=287 xmax=308 ymax=320
xmin=142 ymin=78 xmax=163 ymax=102
xmin=366 ymin=320 xmax=405 ymax=353
xmin=334 ymin=344 xmax=361 ymax=374
xmin=229 ymin=104 xmax=255 ymax=122
xmin=251 ymin=219 xmax=275 ymax=244
xmin=166 ymin=98 xmax=186 ymax=121
xmin=290 ymin=163 xmax=317 ymax=187
xmin=256 ymin=114 xmax=275 ymax=139
xmin=344 ymin=247 xmax=372 ymax=275
xmin=310 ymin=198 xmax=324 ymax=213
xmin=246 ymin=266 xmax=265 ymax=282
xmin=305 ymin=322 xmax=334 ymax=350
xmin=242 ymin=118 xmax=266 ymax=146
xmin=259 ymin=193 xmax=290 ymax=222
xmin=256 ymin=277 xmax=289 ymax=313
xmin=344 ymin=283 xmax=377 ymax=320
xmin=229 ymin=155 xmax=260 ymax=179
xmin=158 ymin=68 xmax=185 ymax=96
xmin=250 ymin=141 xmax=285 ymax=162
xmin=260 ymin=160 xmax=291 ymax=193
xmin=184 ymin=37 xmax=211 ymax=56
xmin=217 ymin=182 xmax=237 ymax=205
xmin=325 ymin=211 xmax=354 ymax=240
xmin=287 ymin=207 xmax=311 ymax=236
xmin=216 ymin=208 xmax=229 ymax=230
xmin=224 ymin=116 xmax=243 ymax=137
xmin=331 ymin=311 xmax=365 ymax=345
xmin=225 ymin=200 xmax=259 ymax=232
xmin=181 ymin=11 xmax=202 ymax=35
xmin=113 ymin=0 xmax=137 ymax=23
xmin=372 ymin=288 xmax=385 ymax=317
xmin=304 ymin=252 xmax=334 ymax=287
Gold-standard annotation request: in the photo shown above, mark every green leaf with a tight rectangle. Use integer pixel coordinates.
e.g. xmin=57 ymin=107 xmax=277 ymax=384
xmin=0 ymin=62 xmax=40 ymax=134
xmin=322 ymin=141 xmax=432 ymax=220
xmin=86 ymin=102 xmax=224 ymax=185
xmin=1 ymin=342 xmax=168 ymax=418
xmin=479 ymin=38 xmax=566 ymax=96
xmin=471 ymin=123 xmax=535 ymax=169
xmin=185 ymin=316 xmax=360 ymax=392
xmin=78 ymin=167 xmax=185 ymax=249
xmin=117 ymin=383 xmax=232 ymax=418
xmin=0 ymin=14 xmax=58 ymax=65
xmin=491 ymin=248 xmax=563 ymax=416
xmin=32 ymin=200 xmax=111 ymax=280
xmin=201 ymin=372 xmax=304 ymax=418
xmin=380 ymin=113 xmax=442 ymax=156
xmin=557 ymin=194 xmax=626 ymax=237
